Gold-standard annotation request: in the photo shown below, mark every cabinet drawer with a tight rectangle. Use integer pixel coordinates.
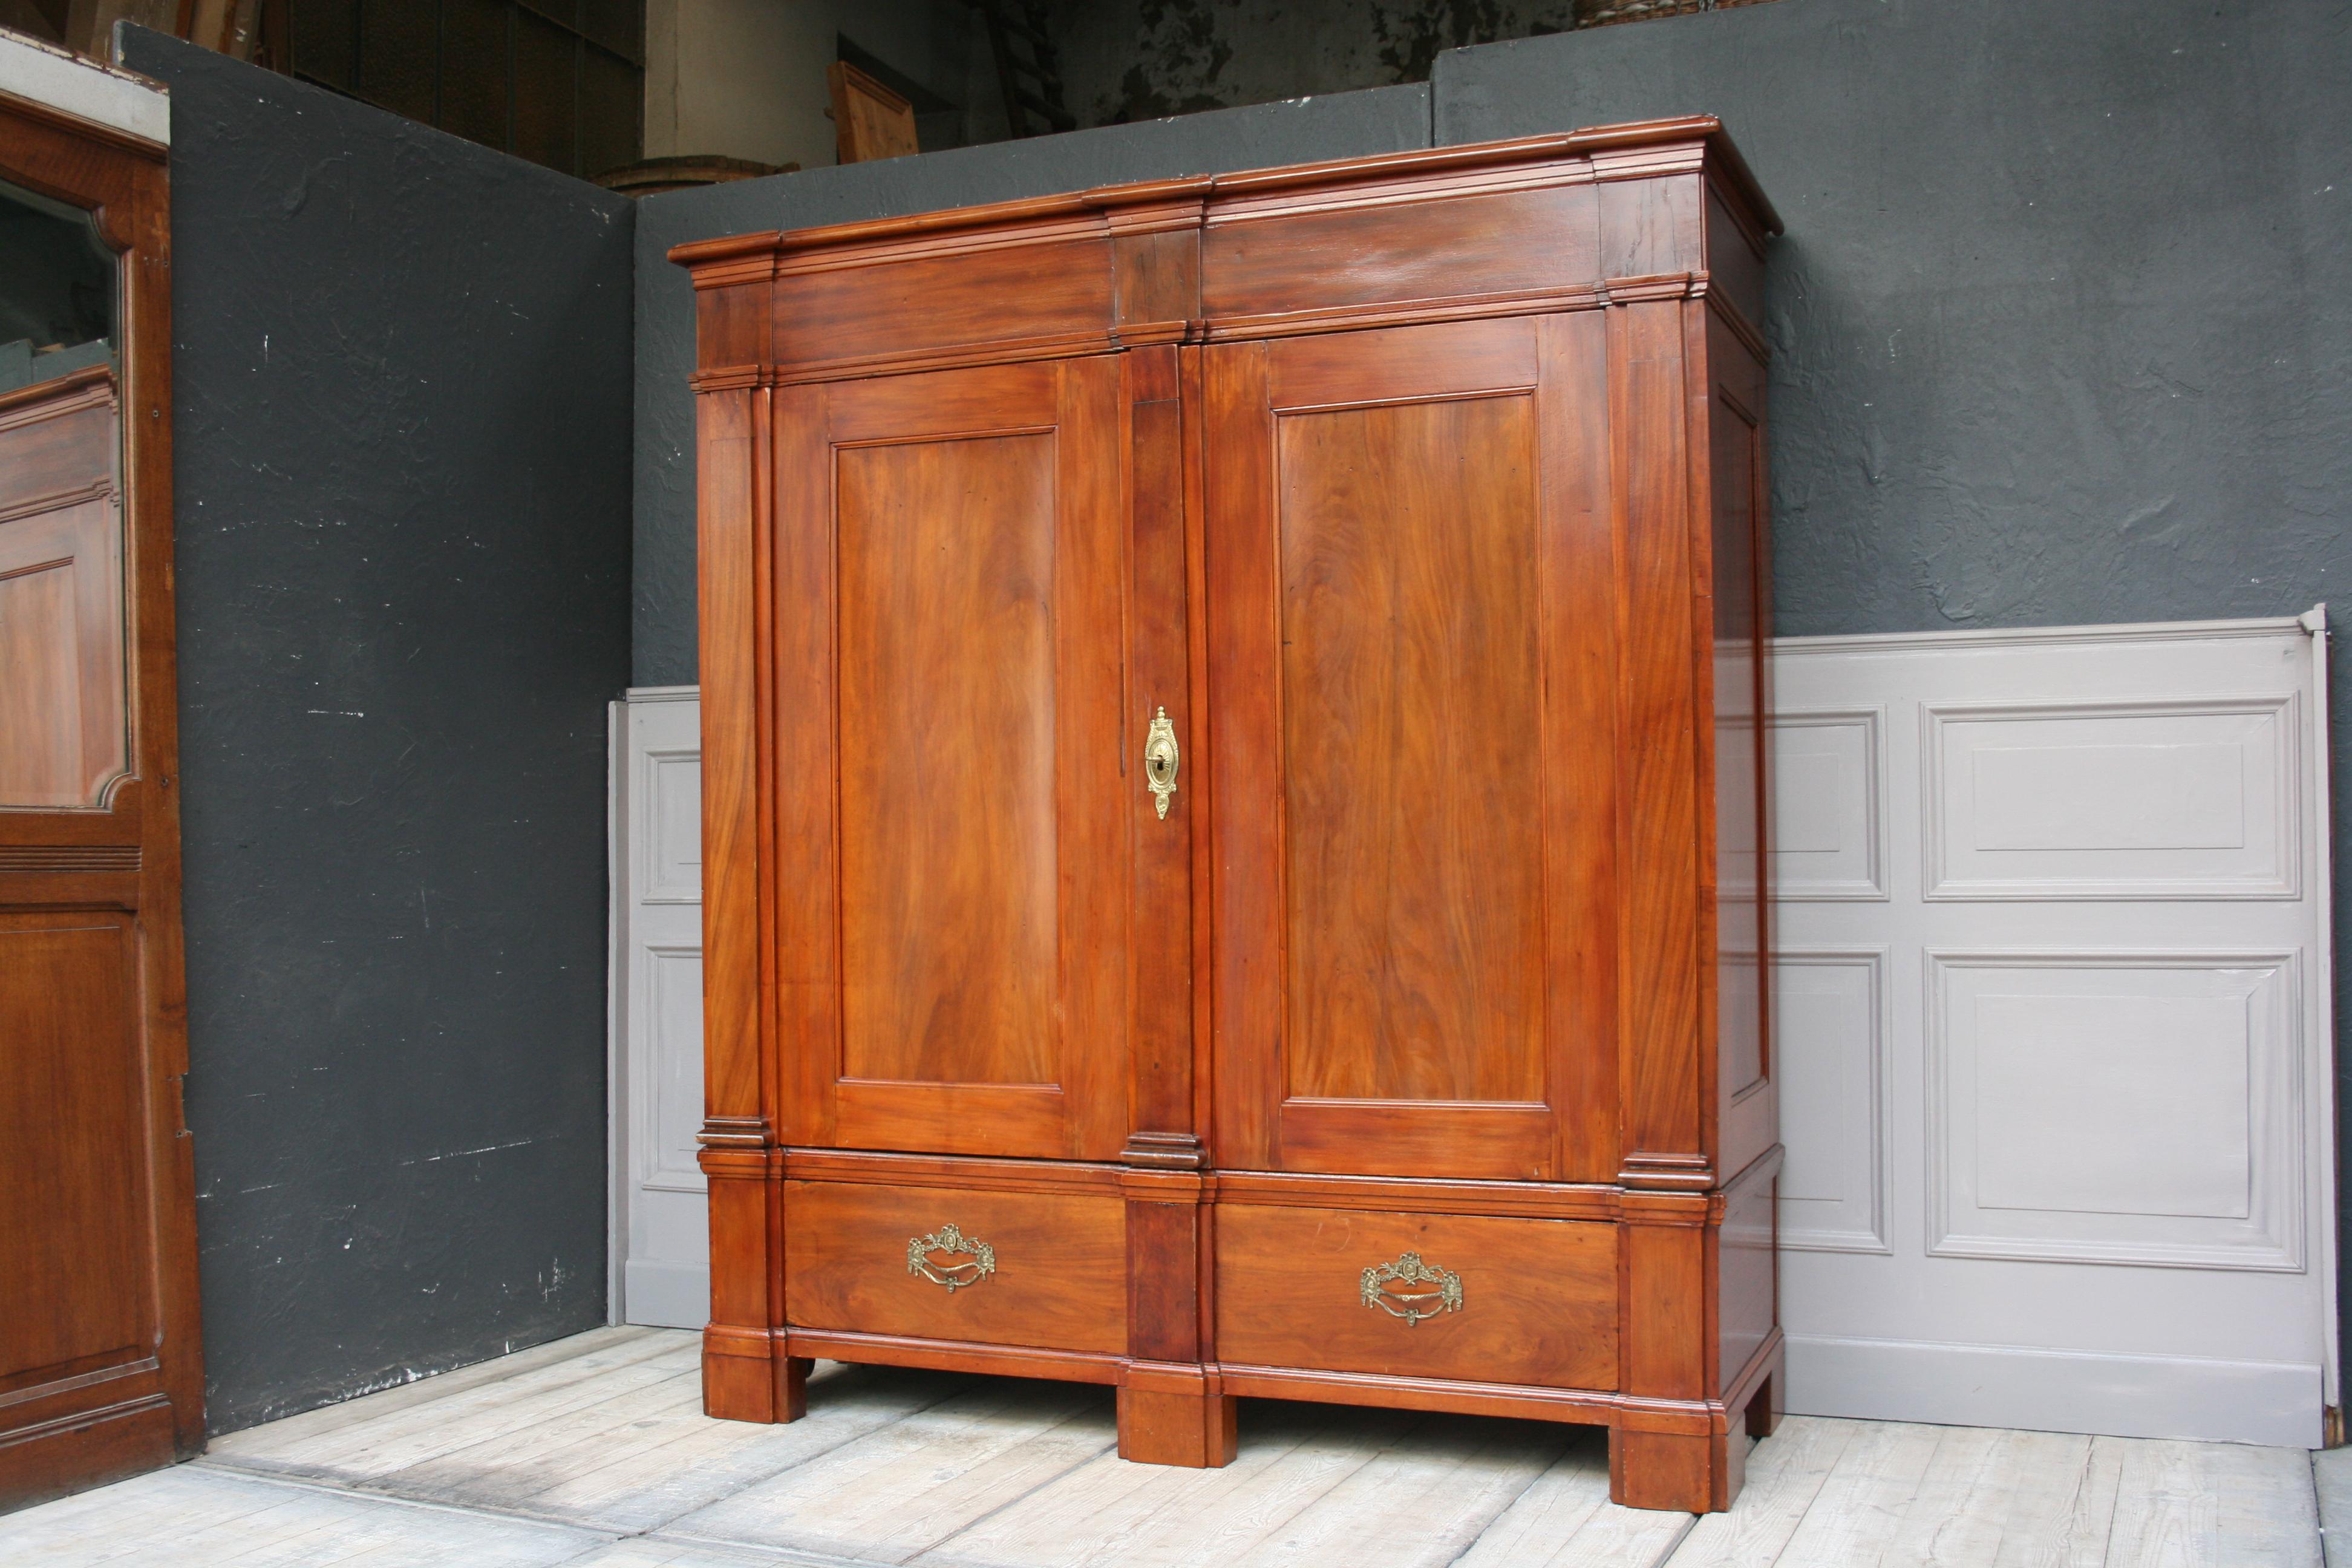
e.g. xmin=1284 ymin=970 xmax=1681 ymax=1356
xmin=784 ymin=1178 xmax=1126 ymax=1355
xmin=1214 ymin=1204 xmax=1618 ymax=1390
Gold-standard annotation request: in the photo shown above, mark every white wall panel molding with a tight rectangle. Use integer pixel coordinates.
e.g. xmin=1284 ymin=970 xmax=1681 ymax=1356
xmin=1922 ymin=695 xmax=2300 ymax=901
xmin=1772 ymin=610 xmax=2331 ymax=1446
xmin=1772 ymin=947 xmax=1890 ymax=1254
xmin=1777 ymin=612 xmax=2315 ymax=657
xmin=610 ymin=689 xmax=710 ymax=1330
xmin=1924 ymin=947 xmax=2304 ymax=1272
xmin=1762 ymin=707 xmax=1887 ymax=902
xmin=638 ymin=944 xmax=707 ymax=1195
xmin=638 ymin=745 xmax=704 ymax=904
xmin=1785 ymin=1333 xmax=2320 ymax=1448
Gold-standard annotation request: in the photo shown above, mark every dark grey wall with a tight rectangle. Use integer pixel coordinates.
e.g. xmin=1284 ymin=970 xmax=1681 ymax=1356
xmin=119 ymin=32 xmax=635 ymax=1434
xmin=631 ymin=84 xmax=1432 ymax=686
xmin=1437 ymin=0 xmax=2351 ymax=638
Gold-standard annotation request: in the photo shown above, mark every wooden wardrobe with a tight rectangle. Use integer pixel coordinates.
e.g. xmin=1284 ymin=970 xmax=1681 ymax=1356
xmin=673 ymin=116 xmax=1781 ymax=1514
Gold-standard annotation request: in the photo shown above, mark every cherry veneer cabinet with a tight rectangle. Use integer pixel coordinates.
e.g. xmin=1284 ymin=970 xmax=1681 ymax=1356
xmin=0 ymin=83 xmax=203 ymax=1509
xmin=672 ymin=116 xmax=1782 ymax=1512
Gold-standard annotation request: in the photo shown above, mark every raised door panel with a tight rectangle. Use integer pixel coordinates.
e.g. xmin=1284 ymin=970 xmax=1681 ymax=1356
xmin=0 ymin=381 xmax=125 ymax=810
xmin=1206 ymin=316 xmax=1616 ymax=1181
xmin=776 ymin=358 xmax=1129 ymax=1160
xmin=0 ymin=913 xmax=158 ymax=1419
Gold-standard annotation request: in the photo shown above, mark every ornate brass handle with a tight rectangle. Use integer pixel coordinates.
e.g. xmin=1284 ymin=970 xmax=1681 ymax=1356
xmin=907 ymin=1223 xmax=996 ymax=1293
xmin=1361 ymin=1252 xmax=1463 ymax=1327
xmin=1143 ymin=707 xmax=1180 ymax=819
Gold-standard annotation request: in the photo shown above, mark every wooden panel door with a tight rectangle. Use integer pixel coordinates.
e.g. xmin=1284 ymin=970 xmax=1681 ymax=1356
xmin=0 ymin=85 xmax=200 ymax=1512
xmin=1205 ymin=316 xmax=1616 ymax=1182
xmin=773 ymin=357 xmax=1131 ymax=1161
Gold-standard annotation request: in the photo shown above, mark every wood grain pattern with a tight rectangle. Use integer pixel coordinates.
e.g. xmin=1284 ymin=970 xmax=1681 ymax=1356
xmin=678 ymin=122 xmax=1780 ymax=1514
xmin=783 ymin=360 xmax=1132 ymax=1163
xmin=826 ymin=60 xmax=917 ymax=165
xmin=0 ymin=90 xmax=200 ymax=1511
xmin=784 ymin=1180 xmax=1126 ymax=1355
xmin=0 ymin=916 xmax=144 ymax=1391
xmin=1610 ymin=301 xmax=1707 ymax=1187
xmin=1275 ymin=393 xmax=1547 ymax=1105
xmin=1206 ymin=317 xmax=1624 ymax=1186
xmin=1214 ymin=1203 xmax=1618 ymax=1390
xmin=0 ymin=491 xmax=124 ymax=808
xmin=1536 ymin=312 xmax=1622 ymax=1186
xmin=1203 ymin=180 xmax=1604 ymax=328
xmin=837 ymin=430 xmax=1058 ymax=1087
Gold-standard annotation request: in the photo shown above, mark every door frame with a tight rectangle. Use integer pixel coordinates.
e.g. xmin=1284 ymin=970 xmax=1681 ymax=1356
xmin=0 ymin=37 xmax=203 ymax=1506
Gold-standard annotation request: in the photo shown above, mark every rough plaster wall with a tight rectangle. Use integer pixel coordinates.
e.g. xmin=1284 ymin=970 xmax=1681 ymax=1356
xmin=631 ymin=83 xmax=1432 ymax=685
xmin=118 ymin=31 xmax=635 ymax=1434
xmin=1044 ymin=0 xmax=1581 ymax=126
xmin=1437 ymin=0 xmax=2352 ymax=1368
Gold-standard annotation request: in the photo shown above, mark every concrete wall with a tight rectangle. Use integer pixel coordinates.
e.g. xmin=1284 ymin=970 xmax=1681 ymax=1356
xmin=118 ymin=31 xmax=635 ymax=1434
xmin=630 ymin=82 xmax=1434 ymax=686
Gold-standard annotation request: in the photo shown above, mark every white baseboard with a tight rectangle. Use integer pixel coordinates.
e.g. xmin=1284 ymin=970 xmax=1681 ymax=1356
xmin=1785 ymin=1333 xmax=2322 ymax=1449
xmin=622 ymin=1260 xmax=709 ymax=1331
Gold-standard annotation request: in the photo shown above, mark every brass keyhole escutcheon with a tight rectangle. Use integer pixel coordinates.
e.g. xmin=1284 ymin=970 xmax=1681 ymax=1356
xmin=907 ymin=1223 xmax=996 ymax=1293
xmin=1144 ymin=707 xmax=1180 ymax=819
xmin=1361 ymin=1252 xmax=1463 ymax=1326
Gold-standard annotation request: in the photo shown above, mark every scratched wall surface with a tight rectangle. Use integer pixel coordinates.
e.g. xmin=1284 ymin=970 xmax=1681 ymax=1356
xmin=117 ymin=32 xmax=635 ymax=1434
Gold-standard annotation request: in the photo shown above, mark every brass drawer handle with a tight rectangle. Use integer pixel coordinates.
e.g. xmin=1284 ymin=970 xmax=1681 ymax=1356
xmin=1361 ymin=1252 xmax=1462 ymax=1326
xmin=1144 ymin=707 xmax=1180 ymax=818
xmin=908 ymin=1223 xmax=996 ymax=1293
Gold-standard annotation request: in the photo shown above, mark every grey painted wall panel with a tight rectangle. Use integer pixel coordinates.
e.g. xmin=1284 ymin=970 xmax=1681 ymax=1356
xmin=118 ymin=31 xmax=635 ymax=1433
xmin=632 ymin=83 xmax=1432 ymax=685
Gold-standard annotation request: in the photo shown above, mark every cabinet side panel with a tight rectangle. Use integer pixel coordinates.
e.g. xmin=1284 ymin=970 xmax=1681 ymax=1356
xmin=1708 ymin=308 xmax=1775 ymax=1183
xmin=1717 ymin=1154 xmax=1777 ymax=1392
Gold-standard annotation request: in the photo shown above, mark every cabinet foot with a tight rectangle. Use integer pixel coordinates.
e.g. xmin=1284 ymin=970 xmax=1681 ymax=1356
xmin=1745 ymin=1370 xmax=1782 ymax=1440
xmin=1609 ymin=1426 xmax=1742 ymax=1514
xmin=702 ymin=1332 xmax=809 ymax=1425
xmin=1117 ymin=1383 xmax=1237 ymax=1468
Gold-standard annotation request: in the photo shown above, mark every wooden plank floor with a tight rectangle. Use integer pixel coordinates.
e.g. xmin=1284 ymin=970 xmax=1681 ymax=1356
xmin=0 ymin=1328 xmax=2322 ymax=1566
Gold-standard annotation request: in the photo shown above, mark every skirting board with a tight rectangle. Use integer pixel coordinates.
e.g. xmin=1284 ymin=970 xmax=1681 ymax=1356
xmin=1786 ymin=1333 xmax=2322 ymax=1449
xmin=621 ymin=1261 xmax=708 ymax=1331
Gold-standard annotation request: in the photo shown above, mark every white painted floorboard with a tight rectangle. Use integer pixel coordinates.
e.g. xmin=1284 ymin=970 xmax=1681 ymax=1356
xmin=0 ymin=1328 xmax=2322 ymax=1566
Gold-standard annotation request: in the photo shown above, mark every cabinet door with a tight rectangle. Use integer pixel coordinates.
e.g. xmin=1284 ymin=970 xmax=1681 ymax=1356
xmin=1205 ymin=317 xmax=1617 ymax=1181
xmin=773 ymin=358 xmax=1129 ymax=1160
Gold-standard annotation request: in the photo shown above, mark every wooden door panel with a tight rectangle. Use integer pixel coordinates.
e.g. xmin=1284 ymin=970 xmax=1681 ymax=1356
xmin=0 ymin=397 xmax=125 ymax=809
xmin=837 ymin=431 xmax=1059 ymax=1087
xmin=1208 ymin=318 xmax=1615 ymax=1181
xmin=1276 ymin=394 xmax=1546 ymax=1105
xmin=785 ymin=358 xmax=1129 ymax=1160
xmin=0 ymin=915 xmax=146 ymax=1394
